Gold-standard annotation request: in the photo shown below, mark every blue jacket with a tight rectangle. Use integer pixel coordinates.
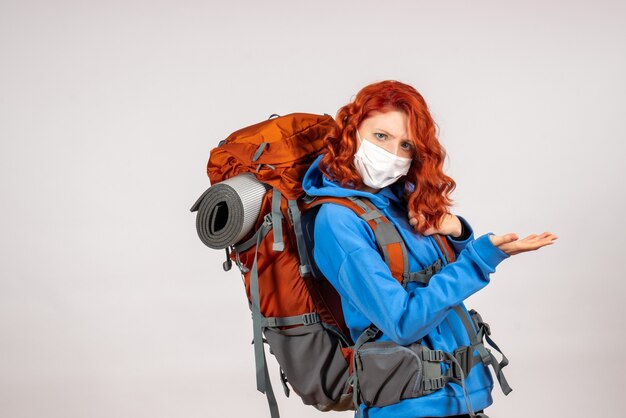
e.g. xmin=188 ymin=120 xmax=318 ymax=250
xmin=302 ymin=154 xmax=510 ymax=418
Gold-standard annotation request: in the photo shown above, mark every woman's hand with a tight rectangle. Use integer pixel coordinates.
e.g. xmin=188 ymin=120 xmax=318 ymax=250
xmin=408 ymin=210 xmax=463 ymax=237
xmin=489 ymin=232 xmax=558 ymax=256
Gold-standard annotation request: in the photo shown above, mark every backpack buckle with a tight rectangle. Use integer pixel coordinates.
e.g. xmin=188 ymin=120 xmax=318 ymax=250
xmin=301 ymin=313 xmax=320 ymax=325
xmin=299 ymin=264 xmax=311 ymax=277
xmin=423 ymin=349 xmax=445 ymax=362
xmin=481 ymin=322 xmax=491 ymax=336
xmin=452 ymin=346 xmax=472 ymax=379
xmin=423 ymin=377 xmax=444 ymax=391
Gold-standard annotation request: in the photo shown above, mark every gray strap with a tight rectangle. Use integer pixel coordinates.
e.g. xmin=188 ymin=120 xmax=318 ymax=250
xmin=442 ymin=351 xmax=480 ymax=418
xmin=453 ymin=305 xmax=493 ymax=368
xmin=349 ymin=197 xmax=408 ymax=274
xmin=471 ymin=310 xmax=513 ymax=395
xmin=399 ymin=232 xmax=410 ymax=283
xmin=249 ymin=216 xmax=280 ymax=418
xmin=234 ymin=217 xmax=272 ymax=253
xmin=433 ymin=234 xmax=453 ymax=265
xmin=421 ymin=348 xmax=445 ymax=362
xmin=446 ymin=345 xmax=481 ymax=381
xmin=351 ymin=324 xmax=381 ymax=415
xmin=453 ymin=306 xmax=513 ymax=395
xmin=252 ymin=142 xmax=268 ymax=162
xmin=271 ymin=189 xmax=284 ymax=252
xmin=261 ymin=312 xmax=320 ymax=328
xmin=349 ymin=198 xmax=390 ymax=266
xmin=256 ymin=163 xmax=276 ymax=172
xmin=420 ymin=344 xmax=480 ymax=408
xmin=453 ymin=305 xmax=479 ymax=342
xmin=262 ymin=355 xmax=280 ymax=418
xmin=279 ymin=367 xmax=290 ymax=397
xmin=402 ymin=258 xmax=443 ymax=287
xmin=287 ymin=199 xmax=311 ymax=276
xmin=480 ymin=332 xmax=513 ymax=395
xmin=360 ymin=210 xmax=383 ymax=221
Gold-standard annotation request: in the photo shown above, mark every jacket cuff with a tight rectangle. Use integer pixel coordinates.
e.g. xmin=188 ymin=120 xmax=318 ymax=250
xmin=448 ymin=215 xmax=472 ymax=241
xmin=473 ymin=233 xmax=510 ymax=270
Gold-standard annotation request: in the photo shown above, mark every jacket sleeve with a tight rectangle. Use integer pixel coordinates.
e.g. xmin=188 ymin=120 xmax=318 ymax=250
xmin=446 ymin=214 xmax=474 ymax=255
xmin=313 ymin=203 xmax=509 ymax=346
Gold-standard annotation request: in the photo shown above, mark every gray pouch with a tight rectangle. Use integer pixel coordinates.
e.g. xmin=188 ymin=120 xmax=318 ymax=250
xmin=355 ymin=340 xmax=429 ymax=407
xmin=264 ymin=322 xmax=352 ymax=411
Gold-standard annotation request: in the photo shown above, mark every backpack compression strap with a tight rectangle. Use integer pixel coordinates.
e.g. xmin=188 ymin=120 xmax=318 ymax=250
xmin=246 ymin=189 xmax=322 ymax=418
xmin=454 ymin=306 xmax=513 ymax=396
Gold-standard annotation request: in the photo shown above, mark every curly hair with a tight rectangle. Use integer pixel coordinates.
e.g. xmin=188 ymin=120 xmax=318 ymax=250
xmin=319 ymin=80 xmax=457 ymax=235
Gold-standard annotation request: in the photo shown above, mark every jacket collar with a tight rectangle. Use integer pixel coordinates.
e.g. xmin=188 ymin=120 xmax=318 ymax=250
xmin=302 ymin=154 xmax=406 ymax=209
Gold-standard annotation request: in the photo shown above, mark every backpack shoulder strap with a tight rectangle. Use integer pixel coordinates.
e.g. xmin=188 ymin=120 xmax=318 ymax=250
xmin=308 ymin=196 xmax=407 ymax=285
xmin=432 ymin=233 xmax=456 ymax=264
xmin=308 ymin=196 xmax=459 ymax=283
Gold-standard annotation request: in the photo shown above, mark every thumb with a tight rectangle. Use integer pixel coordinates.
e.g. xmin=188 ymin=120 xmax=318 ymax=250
xmin=490 ymin=233 xmax=519 ymax=246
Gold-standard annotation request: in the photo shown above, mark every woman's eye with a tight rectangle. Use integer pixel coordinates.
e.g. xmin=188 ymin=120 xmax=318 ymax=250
xmin=374 ymin=132 xmax=387 ymax=140
xmin=401 ymin=142 xmax=415 ymax=155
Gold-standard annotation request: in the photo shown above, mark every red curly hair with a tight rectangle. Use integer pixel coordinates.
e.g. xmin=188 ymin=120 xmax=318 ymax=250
xmin=319 ymin=80 xmax=457 ymax=235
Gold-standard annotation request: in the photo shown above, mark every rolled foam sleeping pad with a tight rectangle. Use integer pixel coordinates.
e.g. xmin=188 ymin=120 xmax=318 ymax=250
xmin=190 ymin=174 xmax=269 ymax=249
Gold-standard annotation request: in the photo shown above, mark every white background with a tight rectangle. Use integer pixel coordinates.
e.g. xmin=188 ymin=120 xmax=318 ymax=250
xmin=1 ymin=1 xmax=624 ymax=417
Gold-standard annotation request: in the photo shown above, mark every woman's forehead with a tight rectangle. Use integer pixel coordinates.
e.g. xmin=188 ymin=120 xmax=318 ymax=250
xmin=362 ymin=110 xmax=410 ymax=138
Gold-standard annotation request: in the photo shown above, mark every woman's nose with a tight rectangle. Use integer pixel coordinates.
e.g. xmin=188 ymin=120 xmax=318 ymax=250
xmin=385 ymin=141 xmax=403 ymax=156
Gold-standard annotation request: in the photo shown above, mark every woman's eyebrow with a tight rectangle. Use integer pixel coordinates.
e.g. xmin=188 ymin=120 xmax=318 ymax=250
xmin=375 ymin=128 xmax=410 ymax=141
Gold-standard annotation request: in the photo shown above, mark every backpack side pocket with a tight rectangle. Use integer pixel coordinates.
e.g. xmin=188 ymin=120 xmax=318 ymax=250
xmin=264 ymin=322 xmax=351 ymax=411
xmin=355 ymin=340 xmax=425 ymax=407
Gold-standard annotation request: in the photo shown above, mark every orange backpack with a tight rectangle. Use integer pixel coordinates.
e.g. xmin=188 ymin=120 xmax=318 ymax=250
xmin=191 ymin=113 xmax=511 ymax=418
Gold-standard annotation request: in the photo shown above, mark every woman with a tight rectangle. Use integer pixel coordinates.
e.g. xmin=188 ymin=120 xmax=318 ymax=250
xmin=301 ymin=80 xmax=557 ymax=418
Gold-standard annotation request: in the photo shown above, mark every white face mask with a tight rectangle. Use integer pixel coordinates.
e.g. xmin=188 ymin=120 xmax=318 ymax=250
xmin=353 ymin=129 xmax=413 ymax=190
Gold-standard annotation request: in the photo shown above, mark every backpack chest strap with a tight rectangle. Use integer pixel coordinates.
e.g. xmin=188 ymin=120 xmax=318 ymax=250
xmin=402 ymin=258 xmax=443 ymax=287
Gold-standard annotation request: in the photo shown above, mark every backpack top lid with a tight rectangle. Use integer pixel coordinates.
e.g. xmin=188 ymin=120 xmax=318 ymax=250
xmin=207 ymin=113 xmax=337 ymax=199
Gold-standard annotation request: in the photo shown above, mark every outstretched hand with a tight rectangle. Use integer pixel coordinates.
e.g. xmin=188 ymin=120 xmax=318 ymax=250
xmin=407 ymin=211 xmax=558 ymax=256
xmin=489 ymin=232 xmax=558 ymax=256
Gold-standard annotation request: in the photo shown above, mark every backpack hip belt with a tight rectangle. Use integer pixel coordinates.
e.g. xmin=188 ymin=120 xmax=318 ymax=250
xmin=347 ymin=309 xmax=511 ymax=412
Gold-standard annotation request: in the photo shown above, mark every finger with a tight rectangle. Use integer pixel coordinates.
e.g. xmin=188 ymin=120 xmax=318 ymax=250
xmin=410 ymin=213 xmax=427 ymax=228
xmin=529 ymin=232 xmax=555 ymax=239
xmin=423 ymin=227 xmax=436 ymax=236
xmin=505 ymin=233 xmax=559 ymax=255
xmin=502 ymin=233 xmax=519 ymax=242
xmin=490 ymin=233 xmax=519 ymax=247
xmin=540 ymin=235 xmax=559 ymax=245
xmin=524 ymin=233 xmax=557 ymax=244
xmin=516 ymin=235 xmax=558 ymax=251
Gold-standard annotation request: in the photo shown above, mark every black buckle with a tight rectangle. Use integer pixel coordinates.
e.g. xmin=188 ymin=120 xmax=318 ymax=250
xmin=424 ymin=377 xmax=444 ymax=391
xmin=452 ymin=346 xmax=472 ymax=379
xmin=431 ymin=258 xmax=442 ymax=273
xmin=365 ymin=325 xmax=380 ymax=339
xmin=469 ymin=309 xmax=491 ymax=336
xmin=481 ymin=321 xmax=491 ymax=336
xmin=424 ymin=349 xmax=444 ymax=362
xmin=302 ymin=313 xmax=320 ymax=325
